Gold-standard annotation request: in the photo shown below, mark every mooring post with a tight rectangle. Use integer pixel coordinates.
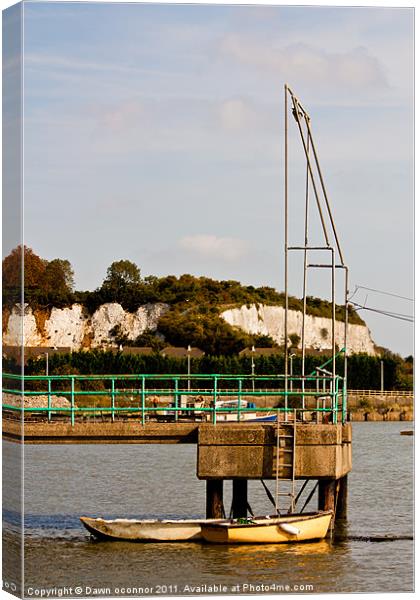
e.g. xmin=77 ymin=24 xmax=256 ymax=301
xmin=335 ymin=474 xmax=348 ymax=519
xmin=232 ymin=479 xmax=248 ymax=518
xmin=318 ymin=478 xmax=341 ymax=531
xmin=206 ymin=479 xmax=224 ymax=518
xmin=318 ymin=478 xmax=336 ymax=512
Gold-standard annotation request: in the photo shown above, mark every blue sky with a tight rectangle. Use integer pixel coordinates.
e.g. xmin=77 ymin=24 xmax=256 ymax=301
xmin=8 ymin=1 xmax=415 ymax=355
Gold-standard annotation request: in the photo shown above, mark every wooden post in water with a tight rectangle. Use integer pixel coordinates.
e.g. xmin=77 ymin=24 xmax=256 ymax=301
xmin=318 ymin=478 xmax=341 ymax=530
xmin=232 ymin=479 xmax=248 ymax=518
xmin=206 ymin=479 xmax=224 ymax=518
xmin=318 ymin=479 xmax=336 ymax=512
xmin=335 ymin=474 xmax=348 ymax=519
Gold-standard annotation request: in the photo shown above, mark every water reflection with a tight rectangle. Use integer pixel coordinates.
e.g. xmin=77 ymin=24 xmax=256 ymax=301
xmin=221 ymin=538 xmax=333 ymax=557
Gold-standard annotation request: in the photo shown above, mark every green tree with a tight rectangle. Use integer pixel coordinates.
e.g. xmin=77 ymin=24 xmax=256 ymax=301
xmin=289 ymin=333 xmax=301 ymax=348
xmin=103 ymin=260 xmax=141 ymax=288
xmin=3 ymin=245 xmax=76 ymax=307
xmin=98 ymin=260 xmax=143 ymax=309
xmin=2 ymin=245 xmax=46 ymax=289
xmin=44 ymin=259 xmax=75 ymax=295
xmin=253 ymin=334 xmax=278 ymax=347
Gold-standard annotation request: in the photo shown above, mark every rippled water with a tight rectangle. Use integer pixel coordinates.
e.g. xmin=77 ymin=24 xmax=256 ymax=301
xmin=2 ymin=422 xmax=414 ymax=596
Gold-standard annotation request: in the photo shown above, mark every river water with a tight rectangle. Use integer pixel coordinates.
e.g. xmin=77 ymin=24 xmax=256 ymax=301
xmin=2 ymin=422 xmax=414 ymax=596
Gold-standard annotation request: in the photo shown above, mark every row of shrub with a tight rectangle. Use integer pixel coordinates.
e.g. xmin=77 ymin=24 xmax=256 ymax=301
xmin=4 ymin=350 xmax=412 ymax=391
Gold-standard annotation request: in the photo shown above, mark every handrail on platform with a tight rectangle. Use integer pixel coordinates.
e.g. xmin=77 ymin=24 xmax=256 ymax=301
xmin=2 ymin=372 xmax=347 ymax=426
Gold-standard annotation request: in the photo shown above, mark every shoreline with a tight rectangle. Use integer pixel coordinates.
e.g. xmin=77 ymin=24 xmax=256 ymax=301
xmin=349 ymin=410 xmax=413 ymax=422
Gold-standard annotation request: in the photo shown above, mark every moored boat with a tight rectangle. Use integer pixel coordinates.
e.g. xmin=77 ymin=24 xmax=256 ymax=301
xmin=247 ymin=413 xmax=277 ymax=422
xmin=201 ymin=511 xmax=333 ymax=544
xmin=80 ymin=516 xmax=223 ymax=542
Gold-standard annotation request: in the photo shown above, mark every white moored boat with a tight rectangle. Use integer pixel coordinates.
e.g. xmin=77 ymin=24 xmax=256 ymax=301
xmin=80 ymin=516 xmax=222 ymax=542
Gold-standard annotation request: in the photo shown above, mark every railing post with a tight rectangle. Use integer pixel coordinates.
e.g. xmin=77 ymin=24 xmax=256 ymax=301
xmin=111 ymin=378 xmax=115 ymax=422
xmin=213 ymin=376 xmax=218 ymax=425
xmin=174 ymin=378 xmax=179 ymax=422
xmin=333 ymin=377 xmax=338 ymax=424
xmin=141 ymin=376 xmax=146 ymax=425
xmin=237 ymin=379 xmax=242 ymax=422
xmin=342 ymin=377 xmax=347 ymax=424
xmin=47 ymin=378 xmax=52 ymax=422
xmin=70 ymin=377 xmax=75 ymax=426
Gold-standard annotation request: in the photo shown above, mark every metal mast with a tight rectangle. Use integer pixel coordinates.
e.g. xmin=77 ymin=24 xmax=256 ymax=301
xmin=283 ymin=86 xmax=349 ymax=416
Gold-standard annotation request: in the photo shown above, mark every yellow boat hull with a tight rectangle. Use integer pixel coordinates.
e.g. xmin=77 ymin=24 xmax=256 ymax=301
xmin=201 ymin=511 xmax=333 ymax=544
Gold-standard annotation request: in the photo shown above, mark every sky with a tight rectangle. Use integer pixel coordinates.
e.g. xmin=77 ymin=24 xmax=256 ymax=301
xmin=3 ymin=0 xmax=414 ymax=356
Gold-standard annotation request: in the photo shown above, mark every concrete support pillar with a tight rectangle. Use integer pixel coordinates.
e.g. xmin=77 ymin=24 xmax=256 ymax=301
xmin=206 ymin=479 xmax=224 ymax=518
xmin=335 ymin=475 xmax=348 ymax=519
xmin=232 ymin=479 xmax=248 ymax=518
xmin=318 ymin=479 xmax=336 ymax=512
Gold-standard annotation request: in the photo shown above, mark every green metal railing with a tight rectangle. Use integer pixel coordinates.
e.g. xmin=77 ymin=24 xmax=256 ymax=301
xmin=2 ymin=372 xmax=347 ymax=425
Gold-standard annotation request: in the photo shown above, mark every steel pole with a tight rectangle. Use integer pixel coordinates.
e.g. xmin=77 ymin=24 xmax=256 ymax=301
xmin=306 ymin=123 xmax=345 ymax=265
xmin=187 ymin=345 xmax=191 ymax=392
xmin=251 ymin=346 xmax=255 ymax=393
xmin=332 ymin=248 xmax=336 ymax=383
xmin=301 ymin=122 xmax=310 ymax=413
xmin=344 ymin=266 xmax=349 ymax=383
xmin=284 ymin=84 xmax=289 ymax=421
xmin=381 ymin=360 xmax=384 ymax=394
xmin=288 ymin=92 xmax=330 ymax=246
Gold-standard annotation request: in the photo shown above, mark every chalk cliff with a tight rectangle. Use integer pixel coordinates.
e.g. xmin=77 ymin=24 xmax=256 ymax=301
xmin=3 ymin=303 xmax=169 ymax=350
xmin=221 ymin=304 xmax=376 ymax=355
xmin=3 ymin=302 xmax=376 ymax=355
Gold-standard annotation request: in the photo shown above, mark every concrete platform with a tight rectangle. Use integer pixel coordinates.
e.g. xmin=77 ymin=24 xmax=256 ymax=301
xmin=3 ymin=419 xmax=352 ymax=481
xmin=2 ymin=420 xmax=200 ymax=444
xmin=197 ymin=423 xmax=351 ymax=480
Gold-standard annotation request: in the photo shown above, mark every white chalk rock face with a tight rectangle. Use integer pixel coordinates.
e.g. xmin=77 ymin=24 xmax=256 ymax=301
xmin=3 ymin=301 xmax=375 ymax=355
xmin=90 ymin=302 xmax=168 ymax=347
xmin=221 ymin=304 xmax=376 ymax=355
xmin=90 ymin=303 xmax=128 ymax=346
xmin=44 ymin=304 xmax=87 ymax=349
xmin=4 ymin=305 xmax=43 ymax=347
xmin=3 ymin=302 xmax=169 ymax=350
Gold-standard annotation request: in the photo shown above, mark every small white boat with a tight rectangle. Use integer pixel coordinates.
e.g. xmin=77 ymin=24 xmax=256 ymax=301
xmin=215 ymin=411 xmax=257 ymax=422
xmin=214 ymin=413 xmax=276 ymax=422
xmin=80 ymin=516 xmax=222 ymax=542
xmin=213 ymin=399 xmax=271 ymax=422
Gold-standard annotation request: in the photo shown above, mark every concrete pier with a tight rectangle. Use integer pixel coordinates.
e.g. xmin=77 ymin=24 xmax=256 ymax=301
xmin=197 ymin=423 xmax=351 ymax=480
xmin=3 ymin=420 xmax=352 ymax=518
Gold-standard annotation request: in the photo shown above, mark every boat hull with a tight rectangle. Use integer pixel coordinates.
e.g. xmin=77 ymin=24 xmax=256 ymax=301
xmin=80 ymin=517 xmax=218 ymax=542
xmin=201 ymin=511 xmax=333 ymax=544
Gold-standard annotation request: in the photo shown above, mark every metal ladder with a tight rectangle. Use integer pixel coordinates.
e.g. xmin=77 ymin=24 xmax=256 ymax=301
xmin=274 ymin=409 xmax=297 ymax=514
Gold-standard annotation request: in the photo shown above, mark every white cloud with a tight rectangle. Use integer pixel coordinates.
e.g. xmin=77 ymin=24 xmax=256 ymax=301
xmin=219 ymin=99 xmax=258 ymax=131
xmin=179 ymin=235 xmax=249 ymax=261
xmin=221 ymin=35 xmax=389 ymax=91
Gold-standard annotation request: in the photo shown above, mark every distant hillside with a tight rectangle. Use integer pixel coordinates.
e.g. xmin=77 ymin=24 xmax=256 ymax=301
xmin=3 ymin=248 xmax=367 ymax=355
xmin=75 ymin=273 xmax=364 ymax=326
